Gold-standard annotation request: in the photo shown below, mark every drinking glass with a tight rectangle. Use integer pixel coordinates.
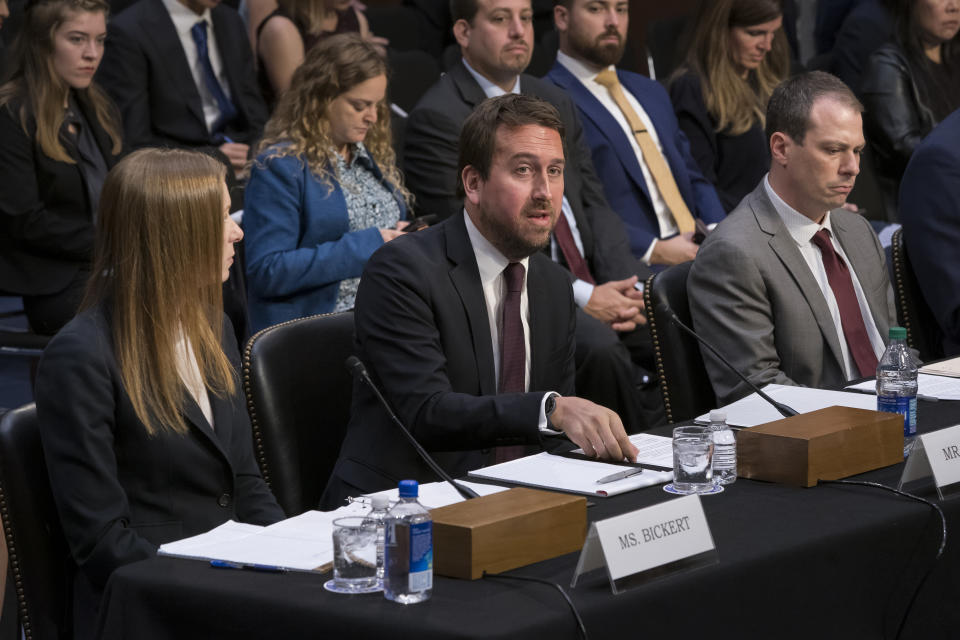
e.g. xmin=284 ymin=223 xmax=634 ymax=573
xmin=325 ymin=517 xmax=381 ymax=594
xmin=671 ymin=426 xmax=715 ymax=494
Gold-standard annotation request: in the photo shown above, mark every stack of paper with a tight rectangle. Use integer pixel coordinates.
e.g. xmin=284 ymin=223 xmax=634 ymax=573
xmin=920 ymin=357 xmax=960 ymax=378
xmin=468 ymin=433 xmax=674 ymax=497
xmin=846 ymin=373 xmax=960 ymax=401
xmin=696 ymin=384 xmax=877 ymax=427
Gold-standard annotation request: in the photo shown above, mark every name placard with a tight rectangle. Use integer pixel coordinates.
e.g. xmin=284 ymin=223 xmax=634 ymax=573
xmin=900 ymin=424 xmax=960 ymax=500
xmin=570 ymin=495 xmax=716 ymax=594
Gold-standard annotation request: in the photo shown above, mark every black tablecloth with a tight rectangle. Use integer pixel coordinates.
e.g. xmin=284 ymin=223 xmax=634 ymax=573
xmin=98 ymin=401 xmax=960 ymax=640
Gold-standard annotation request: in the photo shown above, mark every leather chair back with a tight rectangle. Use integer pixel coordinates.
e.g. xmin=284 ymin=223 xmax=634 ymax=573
xmin=891 ymin=228 xmax=943 ymax=362
xmin=243 ymin=312 xmax=355 ymax=516
xmin=0 ymin=403 xmax=74 ymax=640
xmin=644 ymin=262 xmax=716 ymax=424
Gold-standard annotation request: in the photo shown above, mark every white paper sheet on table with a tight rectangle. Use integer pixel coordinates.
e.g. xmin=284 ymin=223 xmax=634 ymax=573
xmin=695 ymin=384 xmax=878 ymax=427
xmin=919 ymin=357 xmax=960 ymax=378
xmin=467 ymin=433 xmax=674 ymax=497
xmin=845 ymin=373 xmax=960 ymax=401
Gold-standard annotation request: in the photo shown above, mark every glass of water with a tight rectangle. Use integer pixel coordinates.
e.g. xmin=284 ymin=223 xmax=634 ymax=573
xmin=324 ymin=517 xmax=381 ymax=594
xmin=670 ymin=426 xmax=715 ymax=494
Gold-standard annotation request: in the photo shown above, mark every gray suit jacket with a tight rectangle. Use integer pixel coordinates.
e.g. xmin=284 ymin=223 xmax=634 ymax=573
xmin=688 ymin=182 xmax=895 ymax=404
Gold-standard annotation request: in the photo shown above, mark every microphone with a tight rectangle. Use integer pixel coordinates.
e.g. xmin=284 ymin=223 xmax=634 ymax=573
xmin=345 ymin=356 xmax=479 ymax=500
xmin=666 ymin=311 xmax=798 ymax=418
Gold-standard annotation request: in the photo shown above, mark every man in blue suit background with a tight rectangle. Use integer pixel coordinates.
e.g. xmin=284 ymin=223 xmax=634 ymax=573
xmin=547 ymin=0 xmax=724 ymax=267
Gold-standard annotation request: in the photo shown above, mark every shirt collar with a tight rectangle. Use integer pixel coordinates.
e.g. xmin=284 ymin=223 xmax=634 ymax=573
xmin=463 ymin=210 xmax=529 ymax=284
xmin=556 ymin=50 xmax=611 ymax=85
xmin=461 ymin=58 xmax=521 ymax=98
xmin=763 ymin=173 xmax=833 ymax=246
xmin=335 ymin=142 xmax=372 ymax=171
xmin=163 ymin=0 xmax=213 ymax=35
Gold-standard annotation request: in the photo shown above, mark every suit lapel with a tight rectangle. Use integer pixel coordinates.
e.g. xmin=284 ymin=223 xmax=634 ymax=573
xmin=74 ymin=92 xmax=118 ymax=167
xmin=751 ymin=188 xmax=846 ymax=371
xmin=526 ymin=256 xmax=551 ymax=390
xmin=143 ymin=0 xmax=207 ymax=132
xmin=547 ymin=63 xmax=651 ymax=205
xmin=211 ymin=8 xmax=242 ymax=121
xmin=444 ymin=215 xmax=497 ymax=395
xmin=449 ymin=61 xmax=488 ymax=109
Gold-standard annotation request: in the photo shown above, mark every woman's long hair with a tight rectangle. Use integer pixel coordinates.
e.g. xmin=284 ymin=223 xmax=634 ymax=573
xmin=257 ymin=33 xmax=409 ymax=201
xmin=0 ymin=0 xmax=121 ymax=163
xmin=82 ymin=149 xmax=235 ymax=436
xmin=887 ymin=0 xmax=960 ymax=111
xmin=679 ymin=0 xmax=789 ymax=135
xmin=276 ymin=0 xmax=327 ymax=36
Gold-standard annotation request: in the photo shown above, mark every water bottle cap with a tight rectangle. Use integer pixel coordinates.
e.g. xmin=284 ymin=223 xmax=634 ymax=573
xmin=709 ymin=410 xmax=726 ymax=423
xmin=398 ymin=479 xmax=419 ymax=498
xmin=370 ymin=495 xmax=390 ymax=510
xmin=888 ymin=326 xmax=906 ymax=340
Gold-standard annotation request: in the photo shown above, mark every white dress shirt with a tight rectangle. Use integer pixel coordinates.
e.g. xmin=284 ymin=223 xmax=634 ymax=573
xmin=764 ymin=175 xmax=885 ymax=380
xmin=462 ymin=58 xmax=594 ymax=309
xmin=162 ymin=0 xmax=234 ymax=134
xmin=464 ymin=211 xmax=557 ymax=431
xmin=175 ymin=333 xmax=214 ymax=428
xmin=556 ymin=51 xmax=676 ymax=264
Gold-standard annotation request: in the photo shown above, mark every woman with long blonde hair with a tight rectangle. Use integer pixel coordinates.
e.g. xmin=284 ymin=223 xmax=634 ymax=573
xmin=669 ymin=0 xmax=790 ymax=211
xmin=244 ymin=33 xmax=410 ymax=331
xmin=0 ymin=0 xmax=122 ymax=334
xmin=36 ymin=148 xmax=283 ymax=639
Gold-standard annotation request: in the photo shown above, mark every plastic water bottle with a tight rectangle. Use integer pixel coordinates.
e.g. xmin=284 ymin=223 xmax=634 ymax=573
xmin=362 ymin=495 xmax=391 ymax=584
xmin=383 ymin=480 xmax=432 ymax=604
xmin=709 ymin=410 xmax=736 ymax=485
xmin=876 ymin=326 xmax=918 ymax=457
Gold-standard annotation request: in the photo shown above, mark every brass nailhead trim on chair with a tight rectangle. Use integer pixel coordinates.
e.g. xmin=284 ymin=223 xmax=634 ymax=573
xmin=644 ymin=273 xmax=673 ymax=425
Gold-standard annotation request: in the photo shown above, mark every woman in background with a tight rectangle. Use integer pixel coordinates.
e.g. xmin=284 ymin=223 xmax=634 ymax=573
xmin=254 ymin=0 xmax=386 ymax=107
xmin=861 ymin=0 xmax=960 ymax=220
xmin=36 ymin=148 xmax=283 ymax=639
xmin=244 ymin=33 xmax=409 ymax=332
xmin=669 ymin=0 xmax=790 ymax=212
xmin=0 ymin=0 xmax=121 ymax=334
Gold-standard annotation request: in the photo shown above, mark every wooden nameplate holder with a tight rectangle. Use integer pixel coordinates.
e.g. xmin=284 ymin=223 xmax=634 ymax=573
xmin=431 ymin=487 xmax=586 ymax=580
xmin=737 ymin=406 xmax=904 ymax=487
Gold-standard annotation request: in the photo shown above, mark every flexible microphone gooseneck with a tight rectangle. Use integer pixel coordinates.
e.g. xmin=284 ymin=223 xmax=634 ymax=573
xmin=345 ymin=356 xmax=480 ymax=500
xmin=666 ymin=311 xmax=798 ymax=418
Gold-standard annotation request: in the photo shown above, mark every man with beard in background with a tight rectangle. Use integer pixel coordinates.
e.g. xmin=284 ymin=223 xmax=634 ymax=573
xmin=547 ymin=0 xmax=724 ymax=268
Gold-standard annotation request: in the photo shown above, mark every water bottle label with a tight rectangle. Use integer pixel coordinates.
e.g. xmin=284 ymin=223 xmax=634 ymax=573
xmin=877 ymin=395 xmax=917 ymax=436
xmin=408 ymin=521 xmax=433 ymax=591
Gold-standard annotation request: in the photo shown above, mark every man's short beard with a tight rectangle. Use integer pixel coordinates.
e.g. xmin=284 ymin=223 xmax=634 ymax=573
xmin=477 ymin=204 xmax=552 ymax=261
xmin=572 ymin=31 xmax=625 ymax=68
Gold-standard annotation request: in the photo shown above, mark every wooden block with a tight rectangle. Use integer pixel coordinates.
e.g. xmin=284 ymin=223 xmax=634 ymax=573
xmin=737 ymin=406 xmax=904 ymax=487
xmin=431 ymin=487 xmax=587 ymax=580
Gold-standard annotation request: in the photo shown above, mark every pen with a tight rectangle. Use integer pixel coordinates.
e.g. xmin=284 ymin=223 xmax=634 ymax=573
xmin=918 ymin=394 xmax=939 ymax=402
xmin=210 ymin=559 xmax=287 ymax=573
xmin=596 ymin=467 xmax=644 ymax=485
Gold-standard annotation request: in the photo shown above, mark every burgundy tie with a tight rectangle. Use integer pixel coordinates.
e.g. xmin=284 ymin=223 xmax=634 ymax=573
xmin=553 ymin=214 xmax=595 ymax=284
xmin=810 ymin=229 xmax=879 ymax=377
xmin=495 ymin=262 xmax=527 ymax=463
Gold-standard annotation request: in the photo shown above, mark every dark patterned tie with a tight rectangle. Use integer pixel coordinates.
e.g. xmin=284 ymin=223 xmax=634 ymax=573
xmin=495 ymin=262 xmax=526 ymax=463
xmin=810 ymin=228 xmax=879 ymax=377
xmin=553 ymin=214 xmax=595 ymax=284
xmin=190 ymin=20 xmax=238 ymax=134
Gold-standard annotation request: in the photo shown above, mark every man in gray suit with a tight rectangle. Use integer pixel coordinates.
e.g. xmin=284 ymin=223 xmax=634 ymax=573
xmin=689 ymin=72 xmax=895 ymax=404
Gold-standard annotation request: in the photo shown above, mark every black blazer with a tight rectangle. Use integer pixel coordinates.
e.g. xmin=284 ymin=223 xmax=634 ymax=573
xmin=96 ymin=0 xmax=267 ymax=153
xmin=35 ymin=307 xmax=283 ymax=636
xmin=0 ymin=92 xmax=120 ymax=295
xmin=402 ymin=61 xmax=644 ymax=284
xmin=321 ymin=213 xmax=576 ymax=507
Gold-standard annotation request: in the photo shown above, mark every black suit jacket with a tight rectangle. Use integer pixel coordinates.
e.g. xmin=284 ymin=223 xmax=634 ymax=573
xmin=402 ymin=61 xmax=644 ymax=284
xmin=35 ymin=307 xmax=283 ymax=637
xmin=0 ymin=92 xmax=120 ymax=296
xmin=96 ymin=0 xmax=267 ymax=153
xmin=321 ymin=213 xmax=576 ymax=507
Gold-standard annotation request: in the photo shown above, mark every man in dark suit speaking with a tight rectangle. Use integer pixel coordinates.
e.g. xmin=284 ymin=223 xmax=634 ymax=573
xmin=321 ymin=95 xmax=637 ymax=507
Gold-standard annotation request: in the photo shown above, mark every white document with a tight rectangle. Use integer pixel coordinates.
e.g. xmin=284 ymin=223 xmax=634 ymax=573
xmin=695 ymin=384 xmax=878 ymax=427
xmin=846 ymin=373 xmax=960 ymax=401
xmin=468 ymin=434 xmax=674 ymax=497
xmin=920 ymin=357 xmax=960 ymax=378
xmin=365 ymin=480 xmax=508 ymax=509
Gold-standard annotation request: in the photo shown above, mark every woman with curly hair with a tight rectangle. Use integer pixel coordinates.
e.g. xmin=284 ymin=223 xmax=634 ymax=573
xmin=669 ymin=0 xmax=790 ymax=212
xmin=244 ymin=33 xmax=410 ymax=331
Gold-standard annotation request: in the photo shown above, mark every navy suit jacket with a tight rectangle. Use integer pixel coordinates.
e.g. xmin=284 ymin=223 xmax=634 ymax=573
xmin=321 ymin=213 xmax=576 ymax=507
xmin=900 ymin=108 xmax=960 ymax=356
xmin=546 ymin=62 xmax=725 ymax=259
xmin=96 ymin=0 xmax=267 ymax=153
